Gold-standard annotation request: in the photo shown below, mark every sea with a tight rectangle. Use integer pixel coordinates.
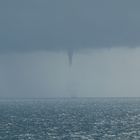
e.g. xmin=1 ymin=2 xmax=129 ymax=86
xmin=0 ymin=98 xmax=140 ymax=140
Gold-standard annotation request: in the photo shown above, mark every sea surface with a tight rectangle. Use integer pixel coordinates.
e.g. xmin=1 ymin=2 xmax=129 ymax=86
xmin=0 ymin=98 xmax=140 ymax=140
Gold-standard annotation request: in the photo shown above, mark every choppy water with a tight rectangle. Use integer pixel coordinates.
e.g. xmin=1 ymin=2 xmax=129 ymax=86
xmin=1 ymin=98 xmax=140 ymax=140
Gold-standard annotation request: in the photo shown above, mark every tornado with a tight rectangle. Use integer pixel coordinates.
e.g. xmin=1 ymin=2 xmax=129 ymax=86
xmin=68 ymin=50 xmax=73 ymax=67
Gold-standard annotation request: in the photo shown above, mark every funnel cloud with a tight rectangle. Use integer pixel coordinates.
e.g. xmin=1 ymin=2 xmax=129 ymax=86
xmin=68 ymin=50 xmax=73 ymax=66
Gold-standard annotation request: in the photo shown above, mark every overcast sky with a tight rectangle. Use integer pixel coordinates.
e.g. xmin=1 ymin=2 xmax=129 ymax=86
xmin=0 ymin=0 xmax=140 ymax=97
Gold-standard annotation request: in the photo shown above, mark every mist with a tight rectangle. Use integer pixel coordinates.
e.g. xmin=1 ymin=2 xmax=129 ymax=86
xmin=0 ymin=47 xmax=139 ymax=98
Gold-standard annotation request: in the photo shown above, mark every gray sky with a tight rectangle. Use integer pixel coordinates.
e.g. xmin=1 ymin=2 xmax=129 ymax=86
xmin=0 ymin=0 xmax=140 ymax=97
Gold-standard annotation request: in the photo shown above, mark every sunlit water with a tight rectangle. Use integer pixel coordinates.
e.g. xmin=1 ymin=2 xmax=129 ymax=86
xmin=0 ymin=98 xmax=140 ymax=140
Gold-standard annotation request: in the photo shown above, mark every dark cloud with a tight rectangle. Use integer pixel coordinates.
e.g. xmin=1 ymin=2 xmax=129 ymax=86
xmin=0 ymin=0 xmax=140 ymax=53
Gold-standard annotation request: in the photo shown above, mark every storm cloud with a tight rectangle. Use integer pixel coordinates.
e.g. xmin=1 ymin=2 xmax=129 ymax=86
xmin=1 ymin=0 xmax=140 ymax=53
